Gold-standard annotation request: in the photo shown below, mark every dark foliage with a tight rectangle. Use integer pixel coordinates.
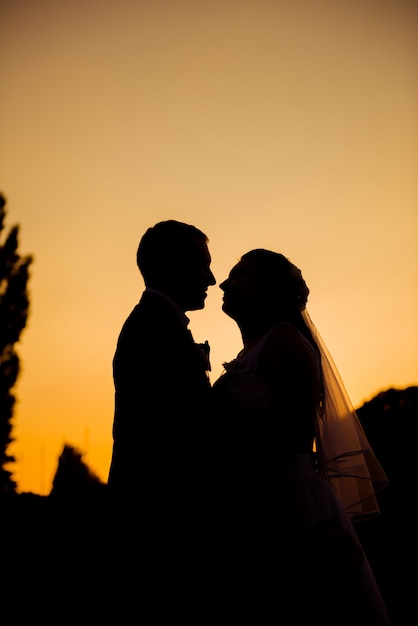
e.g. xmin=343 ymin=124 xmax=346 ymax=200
xmin=357 ymin=386 xmax=418 ymax=487
xmin=3 ymin=385 xmax=418 ymax=623
xmin=4 ymin=448 xmax=110 ymax=621
xmin=50 ymin=443 xmax=107 ymax=501
xmin=355 ymin=386 xmax=418 ymax=625
xmin=0 ymin=193 xmax=33 ymax=494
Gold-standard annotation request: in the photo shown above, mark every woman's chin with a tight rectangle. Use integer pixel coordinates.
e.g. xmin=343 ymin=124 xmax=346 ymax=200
xmin=221 ymin=302 xmax=234 ymax=318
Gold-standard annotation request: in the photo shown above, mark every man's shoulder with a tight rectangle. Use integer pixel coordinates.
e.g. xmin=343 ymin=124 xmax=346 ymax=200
xmin=141 ymin=293 xmax=184 ymax=326
xmin=116 ymin=293 xmax=185 ymax=348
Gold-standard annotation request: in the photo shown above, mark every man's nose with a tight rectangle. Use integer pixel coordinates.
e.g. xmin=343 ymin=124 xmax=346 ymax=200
xmin=208 ymin=269 xmax=216 ymax=286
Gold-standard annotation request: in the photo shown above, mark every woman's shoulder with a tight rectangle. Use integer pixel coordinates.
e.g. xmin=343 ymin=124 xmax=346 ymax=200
xmin=258 ymin=322 xmax=318 ymax=377
xmin=263 ymin=321 xmax=314 ymax=350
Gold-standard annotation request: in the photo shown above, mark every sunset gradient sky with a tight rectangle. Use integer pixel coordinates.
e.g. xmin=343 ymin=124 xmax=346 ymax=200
xmin=1 ymin=0 xmax=417 ymax=495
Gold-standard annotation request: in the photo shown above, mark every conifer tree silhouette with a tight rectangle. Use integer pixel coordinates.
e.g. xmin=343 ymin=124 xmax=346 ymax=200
xmin=50 ymin=443 xmax=105 ymax=499
xmin=0 ymin=193 xmax=33 ymax=494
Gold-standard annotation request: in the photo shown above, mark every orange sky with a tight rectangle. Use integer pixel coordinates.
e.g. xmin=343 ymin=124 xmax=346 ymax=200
xmin=1 ymin=0 xmax=417 ymax=495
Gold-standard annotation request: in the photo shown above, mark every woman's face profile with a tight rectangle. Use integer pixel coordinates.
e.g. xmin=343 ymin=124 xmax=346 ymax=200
xmin=220 ymin=259 xmax=261 ymax=320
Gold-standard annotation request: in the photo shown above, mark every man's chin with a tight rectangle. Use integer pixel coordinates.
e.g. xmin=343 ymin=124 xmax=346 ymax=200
xmin=188 ymin=301 xmax=205 ymax=311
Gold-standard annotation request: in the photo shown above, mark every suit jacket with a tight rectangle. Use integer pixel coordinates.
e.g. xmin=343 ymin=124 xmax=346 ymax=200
xmin=107 ymin=290 xmax=212 ymax=510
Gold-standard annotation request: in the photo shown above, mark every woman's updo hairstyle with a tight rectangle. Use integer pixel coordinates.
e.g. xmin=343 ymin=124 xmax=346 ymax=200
xmin=241 ymin=249 xmax=310 ymax=312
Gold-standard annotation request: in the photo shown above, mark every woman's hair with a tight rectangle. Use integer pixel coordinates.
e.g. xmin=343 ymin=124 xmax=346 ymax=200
xmin=241 ymin=249 xmax=310 ymax=311
xmin=241 ymin=249 xmax=316 ymax=348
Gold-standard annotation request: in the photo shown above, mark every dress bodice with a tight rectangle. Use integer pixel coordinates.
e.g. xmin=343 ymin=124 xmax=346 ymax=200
xmin=214 ymin=331 xmax=274 ymax=425
xmin=210 ymin=325 xmax=392 ymax=626
xmin=212 ymin=325 xmax=319 ymax=473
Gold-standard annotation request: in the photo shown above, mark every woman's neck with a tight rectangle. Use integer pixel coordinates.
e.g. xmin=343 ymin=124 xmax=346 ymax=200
xmin=239 ymin=322 xmax=273 ymax=351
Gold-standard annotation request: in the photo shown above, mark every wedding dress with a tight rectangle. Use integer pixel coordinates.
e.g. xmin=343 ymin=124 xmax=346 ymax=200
xmin=211 ymin=322 xmax=392 ymax=625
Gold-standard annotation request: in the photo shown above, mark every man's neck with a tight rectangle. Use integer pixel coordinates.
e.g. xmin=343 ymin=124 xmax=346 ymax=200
xmin=145 ymin=287 xmax=189 ymax=327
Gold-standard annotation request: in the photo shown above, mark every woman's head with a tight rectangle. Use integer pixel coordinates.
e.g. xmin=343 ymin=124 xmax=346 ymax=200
xmin=220 ymin=249 xmax=309 ymax=326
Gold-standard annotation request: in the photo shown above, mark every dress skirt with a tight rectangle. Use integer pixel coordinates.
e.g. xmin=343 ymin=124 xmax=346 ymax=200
xmin=211 ymin=453 xmax=392 ymax=625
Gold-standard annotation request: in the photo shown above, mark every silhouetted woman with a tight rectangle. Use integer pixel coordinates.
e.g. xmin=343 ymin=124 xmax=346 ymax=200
xmin=211 ymin=249 xmax=391 ymax=625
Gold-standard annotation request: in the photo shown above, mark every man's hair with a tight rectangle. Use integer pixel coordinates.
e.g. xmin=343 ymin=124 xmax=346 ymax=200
xmin=136 ymin=220 xmax=208 ymax=284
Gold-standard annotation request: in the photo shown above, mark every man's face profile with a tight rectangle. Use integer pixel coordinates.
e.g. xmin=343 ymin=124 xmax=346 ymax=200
xmin=172 ymin=236 xmax=216 ymax=312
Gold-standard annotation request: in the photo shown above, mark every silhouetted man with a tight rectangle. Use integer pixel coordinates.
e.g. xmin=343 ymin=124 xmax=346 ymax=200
xmin=108 ymin=220 xmax=216 ymax=538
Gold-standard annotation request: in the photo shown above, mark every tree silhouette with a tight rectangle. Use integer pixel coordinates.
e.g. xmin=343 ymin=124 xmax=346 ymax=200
xmin=0 ymin=193 xmax=33 ymax=494
xmin=50 ymin=443 xmax=106 ymax=500
xmin=355 ymin=386 xmax=418 ymax=625
xmin=357 ymin=386 xmax=418 ymax=487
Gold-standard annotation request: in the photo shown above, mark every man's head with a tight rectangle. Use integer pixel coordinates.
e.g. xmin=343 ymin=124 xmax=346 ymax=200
xmin=137 ymin=220 xmax=216 ymax=312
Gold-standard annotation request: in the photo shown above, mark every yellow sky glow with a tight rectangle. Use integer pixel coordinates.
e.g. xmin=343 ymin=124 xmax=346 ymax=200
xmin=1 ymin=0 xmax=417 ymax=494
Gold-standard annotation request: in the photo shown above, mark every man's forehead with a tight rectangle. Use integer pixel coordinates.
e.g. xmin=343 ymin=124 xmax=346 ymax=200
xmin=188 ymin=235 xmax=210 ymax=258
xmin=169 ymin=235 xmax=210 ymax=264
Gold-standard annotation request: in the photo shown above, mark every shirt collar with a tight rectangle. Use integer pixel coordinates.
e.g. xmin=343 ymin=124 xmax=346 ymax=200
xmin=145 ymin=288 xmax=190 ymax=328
